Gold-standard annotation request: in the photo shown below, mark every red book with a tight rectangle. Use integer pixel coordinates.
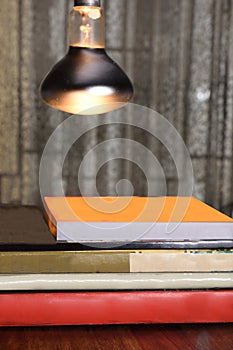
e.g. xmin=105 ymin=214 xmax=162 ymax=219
xmin=0 ymin=290 xmax=232 ymax=326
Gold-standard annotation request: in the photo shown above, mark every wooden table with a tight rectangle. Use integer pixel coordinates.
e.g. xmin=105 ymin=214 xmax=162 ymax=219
xmin=0 ymin=324 xmax=232 ymax=349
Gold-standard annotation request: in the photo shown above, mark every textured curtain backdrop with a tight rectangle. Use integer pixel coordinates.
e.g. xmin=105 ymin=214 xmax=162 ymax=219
xmin=0 ymin=0 xmax=232 ymax=215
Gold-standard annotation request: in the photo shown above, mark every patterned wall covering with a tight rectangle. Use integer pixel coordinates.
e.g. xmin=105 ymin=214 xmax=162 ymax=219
xmin=0 ymin=0 xmax=232 ymax=215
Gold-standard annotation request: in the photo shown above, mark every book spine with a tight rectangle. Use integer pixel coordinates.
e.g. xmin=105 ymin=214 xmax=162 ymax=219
xmin=0 ymin=252 xmax=130 ymax=273
xmin=0 ymin=250 xmax=232 ymax=273
xmin=0 ymin=290 xmax=232 ymax=326
xmin=129 ymin=251 xmax=233 ymax=273
xmin=0 ymin=273 xmax=232 ymax=291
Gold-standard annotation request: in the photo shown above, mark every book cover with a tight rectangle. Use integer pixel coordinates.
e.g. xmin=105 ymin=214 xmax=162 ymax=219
xmin=0 ymin=249 xmax=232 ymax=274
xmin=44 ymin=197 xmax=233 ymax=242
xmin=0 ymin=290 xmax=232 ymax=326
xmin=0 ymin=272 xmax=232 ymax=291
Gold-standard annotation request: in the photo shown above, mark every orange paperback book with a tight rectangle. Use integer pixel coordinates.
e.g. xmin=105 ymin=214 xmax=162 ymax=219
xmin=44 ymin=197 xmax=233 ymax=242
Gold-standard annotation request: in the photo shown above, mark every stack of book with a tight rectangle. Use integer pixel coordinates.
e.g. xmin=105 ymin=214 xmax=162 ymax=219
xmin=0 ymin=197 xmax=232 ymax=326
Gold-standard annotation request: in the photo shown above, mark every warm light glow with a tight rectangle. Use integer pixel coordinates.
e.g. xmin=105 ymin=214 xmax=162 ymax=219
xmin=70 ymin=42 xmax=104 ymax=48
xmin=76 ymin=6 xmax=102 ymax=19
xmin=88 ymin=9 xmax=101 ymax=20
xmin=80 ymin=24 xmax=92 ymax=45
xmin=88 ymin=86 xmax=114 ymax=96
xmin=43 ymin=90 xmax=130 ymax=115
xmin=69 ymin=6 xmax=105 ymax=48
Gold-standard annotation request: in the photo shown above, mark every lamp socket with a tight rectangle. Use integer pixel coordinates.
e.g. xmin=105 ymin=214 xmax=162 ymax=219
xmin=74 ymin=0 xmax=101 ymax=6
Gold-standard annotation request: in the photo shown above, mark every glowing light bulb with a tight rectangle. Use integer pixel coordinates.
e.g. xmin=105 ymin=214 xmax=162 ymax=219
xmin=40 ymin=0 xmax=134 ymax=115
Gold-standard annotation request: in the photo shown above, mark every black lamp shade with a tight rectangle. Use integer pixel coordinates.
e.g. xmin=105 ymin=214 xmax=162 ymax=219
xmin=40 ymin=47 xmax=134 ymax=115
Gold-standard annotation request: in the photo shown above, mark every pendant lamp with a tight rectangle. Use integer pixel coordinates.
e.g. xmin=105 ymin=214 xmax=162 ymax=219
xmin=40 ymin=0 xmax=134 ymax=115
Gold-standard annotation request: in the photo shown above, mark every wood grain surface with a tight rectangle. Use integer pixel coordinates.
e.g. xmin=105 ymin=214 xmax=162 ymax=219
xmin=0 ymin=324 xmax=232 ymax=350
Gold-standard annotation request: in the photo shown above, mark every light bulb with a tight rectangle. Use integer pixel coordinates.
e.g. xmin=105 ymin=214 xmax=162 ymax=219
xmin=40 ymin=0 xmax=134 ymax=115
